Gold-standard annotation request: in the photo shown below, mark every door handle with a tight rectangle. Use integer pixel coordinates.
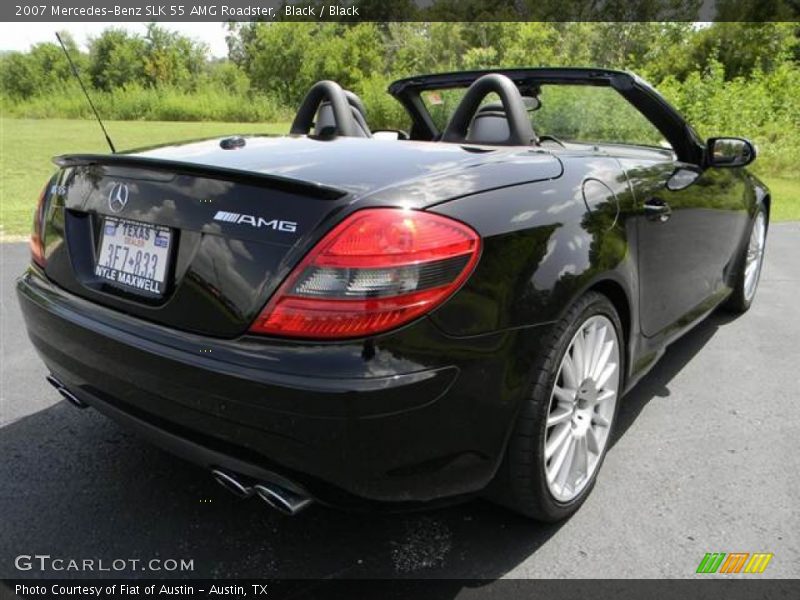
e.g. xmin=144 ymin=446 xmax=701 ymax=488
xmin=644 ymin=197 xmax=672 ymax=222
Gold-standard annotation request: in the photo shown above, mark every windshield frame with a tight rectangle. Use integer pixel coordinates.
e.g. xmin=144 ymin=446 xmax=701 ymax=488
xmin=388 ymin=67 xmax=704 ymax=164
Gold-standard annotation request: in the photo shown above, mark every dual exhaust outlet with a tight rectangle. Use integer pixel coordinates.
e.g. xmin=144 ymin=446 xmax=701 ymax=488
xmin=46 ymin=374 xmax=88 ymax=409
xmin=211 ymin=469 xmax=313 ymax=516
xmin=46 ymin=374 xmax=312 ymax=516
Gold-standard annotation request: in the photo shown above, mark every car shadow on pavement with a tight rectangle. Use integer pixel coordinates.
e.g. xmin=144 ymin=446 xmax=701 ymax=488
xmin=0 ymin=311 xmax=735 ymax=590
xmin=611 ymin=310 xmax=738 ymax=448
xmin=0 ymin=400 xmax=563 ymax=584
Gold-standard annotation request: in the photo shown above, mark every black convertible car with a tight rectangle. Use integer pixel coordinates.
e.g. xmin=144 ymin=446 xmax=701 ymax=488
xmin=17 ymin=68 xmax=769 ymax=521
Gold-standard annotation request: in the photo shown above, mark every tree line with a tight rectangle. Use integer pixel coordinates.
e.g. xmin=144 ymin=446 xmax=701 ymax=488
xmin=2 ymin=22 xmax=797 ymax=105
xmin=0 ymin=22 xmax=797 ymax=176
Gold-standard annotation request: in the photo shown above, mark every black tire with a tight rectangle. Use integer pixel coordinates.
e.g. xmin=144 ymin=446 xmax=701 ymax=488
xmin=722 ymin=204 xmax=768 ymax=314
xmin=488 ymin=292 xmax=624 ymax=521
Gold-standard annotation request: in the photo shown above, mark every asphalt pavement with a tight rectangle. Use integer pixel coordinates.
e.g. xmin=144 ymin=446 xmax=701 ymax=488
xmin=1 ymin=223 xmax=798 ymax=581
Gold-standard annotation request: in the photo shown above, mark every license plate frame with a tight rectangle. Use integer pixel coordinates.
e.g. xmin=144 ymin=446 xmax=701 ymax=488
xmin=95 ymin=216 xmax=173 ymax=298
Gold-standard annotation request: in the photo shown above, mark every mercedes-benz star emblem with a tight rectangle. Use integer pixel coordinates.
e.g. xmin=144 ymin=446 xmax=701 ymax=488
xmin=107 ymin=182 xmax=129 ymax=213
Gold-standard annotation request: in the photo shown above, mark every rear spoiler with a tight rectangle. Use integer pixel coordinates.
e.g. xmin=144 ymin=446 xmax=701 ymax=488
xmin=53 ymin=154 xmax=348 ymax=201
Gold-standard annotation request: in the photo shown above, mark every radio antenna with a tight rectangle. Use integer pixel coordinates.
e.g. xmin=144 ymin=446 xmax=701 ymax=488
xmin=55 ymin=32 xmax=116 ymax=153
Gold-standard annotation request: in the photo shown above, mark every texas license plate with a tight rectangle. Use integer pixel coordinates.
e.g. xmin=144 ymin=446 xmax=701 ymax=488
xmin=95 ymin=217 xmax=172 ymax=296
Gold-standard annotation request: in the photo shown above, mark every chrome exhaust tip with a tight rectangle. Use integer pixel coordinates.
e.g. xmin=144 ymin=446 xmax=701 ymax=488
xmin=253 ymin=483 xmax=313 ymax=516
xmin=46 ymin=374 xmax=88 ymax=409
xmin=58 ymin=387 xmax=88 ymax=409
xmin=211 ymin=468 xmax=253 ymax=499
xmin=211 ymin=469 xmax=311 ymax=514
xmin=45 ymin=374 xmax=62 ymax=390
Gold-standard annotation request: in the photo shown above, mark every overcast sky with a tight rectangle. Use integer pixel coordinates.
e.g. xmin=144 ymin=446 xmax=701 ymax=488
xmin=0 ymin=22 xmax=231 ymax=57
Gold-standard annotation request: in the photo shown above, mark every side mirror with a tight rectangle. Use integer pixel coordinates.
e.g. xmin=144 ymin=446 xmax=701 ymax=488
xmin=707 ymin=137 xmax=756 ymax=168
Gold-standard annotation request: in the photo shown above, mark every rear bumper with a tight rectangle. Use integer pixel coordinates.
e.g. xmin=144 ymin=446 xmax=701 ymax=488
xmin=17 ymin=268 xmax=549 ymax=508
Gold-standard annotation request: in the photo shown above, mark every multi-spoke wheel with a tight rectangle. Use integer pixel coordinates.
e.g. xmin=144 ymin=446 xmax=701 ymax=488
xmin=743 ymin=210 xmax=766 ymax=303
xmin=724 ymin=204 xmax=768 ymax=313
xmin=490 ymin=292 xmax=623 ymax=521
xmin=545 ymin=315 xmax=619 ymax=502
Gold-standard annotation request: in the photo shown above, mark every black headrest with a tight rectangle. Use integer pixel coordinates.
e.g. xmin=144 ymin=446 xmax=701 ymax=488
xmin=466 ymin=112 xmax=511 ymax=145
xmin=442 ymin=74 xmax=537 ymax=146
xmin=478 ymin=96 xmax=540 ymax=114
xmin=315 ymin=91 xmax=371 ymax=138
xmin=344 ymin=90 xmax=367 ymax=119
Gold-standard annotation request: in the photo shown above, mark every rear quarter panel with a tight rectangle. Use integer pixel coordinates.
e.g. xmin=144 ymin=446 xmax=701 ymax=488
xmin=428 ymin=155 xmax=638 ymax=340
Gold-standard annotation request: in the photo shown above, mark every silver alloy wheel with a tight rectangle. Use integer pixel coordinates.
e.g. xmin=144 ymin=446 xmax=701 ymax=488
xmin=743 ymin=211 xmax=766 ymax=302
xmin=544 ymin=315 xmax=620 ymax=502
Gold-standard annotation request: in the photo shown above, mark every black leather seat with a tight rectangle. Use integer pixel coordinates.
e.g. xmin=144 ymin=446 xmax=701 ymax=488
xmin=466 ymin=102 xmax=510 ymax=144
xmin=442 ymin=75 xmax=536 ymax=146
xmin=314 ymin=91 xmax=371 ymax=138
xmin=466 ymin=98 xmax=539 ymax=145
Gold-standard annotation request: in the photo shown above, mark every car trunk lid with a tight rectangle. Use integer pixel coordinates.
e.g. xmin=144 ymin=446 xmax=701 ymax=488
xmin=42 ymin=158 xmax=349 ymax=338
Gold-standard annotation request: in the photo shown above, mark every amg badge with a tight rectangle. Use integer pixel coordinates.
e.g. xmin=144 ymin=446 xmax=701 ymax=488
xmin=213 ymin=211 xmax=297 ymax=233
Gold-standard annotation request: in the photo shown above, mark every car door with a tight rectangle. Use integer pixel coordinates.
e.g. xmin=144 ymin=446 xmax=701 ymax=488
xmin=622 ymin=158 xmax=750 ymax=337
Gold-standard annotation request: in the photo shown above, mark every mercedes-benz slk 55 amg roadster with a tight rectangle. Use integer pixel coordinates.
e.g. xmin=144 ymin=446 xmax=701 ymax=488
xmin=17 ymin=68 xmax=769 ymax=520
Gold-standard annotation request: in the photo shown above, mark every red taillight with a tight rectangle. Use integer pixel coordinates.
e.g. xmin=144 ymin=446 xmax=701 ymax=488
xmin=249 ymin=208 xmax=481 ymax=339
xmin=30 ymin=185 xmax=48 ymax=268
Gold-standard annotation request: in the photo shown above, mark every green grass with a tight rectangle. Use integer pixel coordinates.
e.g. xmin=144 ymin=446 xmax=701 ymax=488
xmin=1 ymin=117 xmax=797 ymax=238
xmin=0 ymin=118 xmax=288 ymax=238
xmin=759 ymin=176 xmax=800 ymax=223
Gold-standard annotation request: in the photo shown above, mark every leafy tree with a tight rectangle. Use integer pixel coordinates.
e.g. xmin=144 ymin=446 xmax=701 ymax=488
xmin=88 ymin=28 xmax=147 ymax=91
xmin=0 ymin=52 xmax=38 ymax=98
xmin=463 ymin=47 xmax=499 ymax=70
xmin=142 ymin=24 xmax=208 ymax=89
xmin=0 ymin=32 xmax=83 ymax=99
xmin=204 ymin=60 xmax=251 ymax=96
xmin=687 ymin=22 xmax=797 ymax=80
xmin=240 ymin=23 xmax=316 ymax=102
xmin=501 ymin=23 xmax=562 ymax=67
xmin=240 ymin=23 xmax=385 ymax=104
